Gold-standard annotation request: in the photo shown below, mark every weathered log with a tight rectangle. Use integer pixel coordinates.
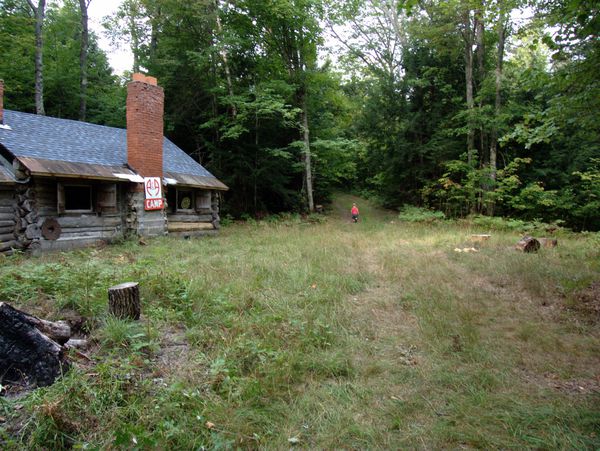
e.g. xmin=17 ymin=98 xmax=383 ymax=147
xmin=25 ymin=223 xmax=40 ymax=239
xmin=515 ymin=236 xmax=540 ymax=253
xmin=25 ymin=211 xmax=38 ymax=224
xmin=65 ymin=338 xmax=89 ymax=350
xmin=165 ymin=214 xmax=213 ymax=223
xmin=470 ymin=234 xmax=491 ymax=242
xmin=538 ymin=237 xmax=558 ymax=248
xmin=108 ymin=282 xmax=140 ymax=320
xmin=0 ymin=213 xmax=16 ymax=221
xmin=0 ymin=232 xmax=16 ymax=242
xmin=0 ymin=302 xmax=69 ymax=387
xmin=0 ymin=240 xmax=19 ymax=252
xmin=168 ymin=222 xmax=214 ymax=232
xmin=0 ymin=225 xmax=15 ymax=234
xmin=21 ymin=199 xmax=34 ymax=212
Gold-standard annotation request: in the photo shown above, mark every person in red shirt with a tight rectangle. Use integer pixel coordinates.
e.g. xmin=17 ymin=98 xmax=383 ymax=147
xmin=351 ymin=203 xmax=359 ymax=223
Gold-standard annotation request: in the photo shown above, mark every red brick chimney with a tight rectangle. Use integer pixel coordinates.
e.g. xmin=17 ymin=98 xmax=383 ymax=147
xmin=0 ymin=79 xmax=4 ymax=124
xmin=126 ymin=73 xmax=164 ymax=178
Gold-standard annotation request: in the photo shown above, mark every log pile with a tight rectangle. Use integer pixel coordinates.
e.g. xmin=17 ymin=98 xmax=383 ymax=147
xmin=0 ymin=302 xmax=70 ymax=387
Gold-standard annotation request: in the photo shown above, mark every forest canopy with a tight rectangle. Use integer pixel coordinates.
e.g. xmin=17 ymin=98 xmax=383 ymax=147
xmin=0 ymin=0 xmax=598 ymax=229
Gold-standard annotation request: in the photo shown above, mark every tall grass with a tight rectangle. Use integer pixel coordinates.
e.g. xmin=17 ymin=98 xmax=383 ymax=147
xmin=0 ymin=194 xmax=598 ymax=449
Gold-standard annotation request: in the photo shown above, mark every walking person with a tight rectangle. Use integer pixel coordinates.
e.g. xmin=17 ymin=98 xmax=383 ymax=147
xmin=351 ymin=202 xmax=359 ymax=223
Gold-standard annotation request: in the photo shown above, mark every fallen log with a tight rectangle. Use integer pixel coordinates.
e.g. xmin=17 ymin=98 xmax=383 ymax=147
xmin=515 ymin=236 xmax=540 ymax=253
xmin=0 ymin=302 xmax=70 ymax=387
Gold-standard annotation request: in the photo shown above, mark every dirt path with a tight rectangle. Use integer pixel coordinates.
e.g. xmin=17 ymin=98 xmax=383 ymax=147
xmin=330 ymin=192 xmax=395 ymax=224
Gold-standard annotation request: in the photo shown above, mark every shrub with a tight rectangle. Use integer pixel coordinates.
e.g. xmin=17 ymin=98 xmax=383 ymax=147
xmin=398 ymin=205 xmax=446 ymax=223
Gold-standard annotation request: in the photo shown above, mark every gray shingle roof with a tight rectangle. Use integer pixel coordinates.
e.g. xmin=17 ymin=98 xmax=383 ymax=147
xmin=0 ymin=110 xmax=217 ymax=179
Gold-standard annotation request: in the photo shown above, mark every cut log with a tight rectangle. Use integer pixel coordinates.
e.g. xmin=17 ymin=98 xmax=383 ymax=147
xmin=470 ymin=234 xmax=491 ymax=242
xmin=108 ymin=282 xmax=140 ymax=320
xmin=0 ymin=302 xmax=69 ymax=387
xmin=515 ymin=236 xmax=540 ymax=253
xmin=538 ymin=237 xmax=558 ymax=248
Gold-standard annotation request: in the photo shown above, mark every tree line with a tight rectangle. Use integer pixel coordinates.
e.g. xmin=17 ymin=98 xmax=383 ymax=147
xmin=0 ymin=0 xmax=598 ymax=229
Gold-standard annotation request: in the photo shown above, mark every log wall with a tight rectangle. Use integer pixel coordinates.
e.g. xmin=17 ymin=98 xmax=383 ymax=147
xmin=0 ymin=185 xmax=17 ymax=254
xmin=166 ymin=189 xmax=220 ymax=237
xmin=33 ymin=178 xmax=126 ymax=252
xmin=2 ymin=182 xmax=222 ymax=253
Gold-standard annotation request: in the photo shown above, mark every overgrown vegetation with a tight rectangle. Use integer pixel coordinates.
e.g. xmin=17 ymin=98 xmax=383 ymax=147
xmin=1 ymin=195 xmax=598 ymax=449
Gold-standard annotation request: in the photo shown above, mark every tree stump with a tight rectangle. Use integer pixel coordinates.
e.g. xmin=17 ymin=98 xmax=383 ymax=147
xmin=0 ymin=302 xmax=70 ymax=387
xmin=108 ymin=282 xmax=140 ymax=320
xmin=515 ymin=236 xmax=540 ymax=253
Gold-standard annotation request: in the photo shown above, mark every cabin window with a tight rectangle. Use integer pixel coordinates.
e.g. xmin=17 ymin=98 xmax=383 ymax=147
xmin=61 ymin=185 xmax=93 ymax=212
xmin=177 ymin=190 xmax=194 ymax=211
xmin=195 ymin=191 xmax=212 ymax=210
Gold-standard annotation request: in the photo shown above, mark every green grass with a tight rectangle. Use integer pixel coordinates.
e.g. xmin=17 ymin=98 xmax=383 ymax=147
xmin=1 ymin=193 xmax=599 ymax=449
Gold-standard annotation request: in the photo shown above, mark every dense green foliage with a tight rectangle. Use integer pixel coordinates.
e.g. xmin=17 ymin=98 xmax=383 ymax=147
xmin=0 ymin=0 xmax=598 ymax=228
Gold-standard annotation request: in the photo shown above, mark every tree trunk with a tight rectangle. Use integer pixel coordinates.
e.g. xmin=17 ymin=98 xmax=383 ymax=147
xmin=490 ymin=6 xmax=507 ymax=182
xmin=0 ymin=302 xmax=69 ymax=387
xmin=79 ymin=0 xmax=90 ymax=121
xmin=462 ymin=9 xmax=475 ymax=167
xmin=301 ymin=91 xmax=314 ymax=212
xmin=129 ymin=7 xmax=140 ymax=73
xmin=27 ymin=0 xmax=46 ymax=115
xmin=475 ymin=8 xmax=485 ymax=163
xmin=214 ymin=0 xmax=236 ymax=118
xmin=108 ymin=282 xmax=141 ymax=320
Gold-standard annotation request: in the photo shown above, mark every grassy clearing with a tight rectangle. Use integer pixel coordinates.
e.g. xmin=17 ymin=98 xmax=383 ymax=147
xmin=1 ymin=193 xmax=599 ymax=449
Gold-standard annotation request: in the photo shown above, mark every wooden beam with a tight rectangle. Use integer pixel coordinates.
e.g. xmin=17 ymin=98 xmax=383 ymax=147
xmin=168 ymin=222 xmax=214 ymax=232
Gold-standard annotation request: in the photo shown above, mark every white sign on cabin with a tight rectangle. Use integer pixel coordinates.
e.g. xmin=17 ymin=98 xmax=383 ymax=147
xmin=143 ymin=177 xmax=164 ymax=211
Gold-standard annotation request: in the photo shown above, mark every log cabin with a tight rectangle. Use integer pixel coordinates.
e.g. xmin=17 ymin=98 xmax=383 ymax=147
xmin=0 ymin=74 xmax=228 ymax=254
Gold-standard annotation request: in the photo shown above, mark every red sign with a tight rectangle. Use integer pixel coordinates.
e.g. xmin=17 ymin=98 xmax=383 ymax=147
xmin=143 ymin=177 xmax=163 ymax=211
xmin=144 ymin=198 xmax=164 ymax=210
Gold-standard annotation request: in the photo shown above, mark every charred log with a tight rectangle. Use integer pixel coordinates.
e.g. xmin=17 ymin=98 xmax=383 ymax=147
xmin=0 ymin=302 xmax=70 ymax=387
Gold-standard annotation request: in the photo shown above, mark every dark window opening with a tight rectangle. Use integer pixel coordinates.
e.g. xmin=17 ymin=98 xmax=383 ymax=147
xmin=65 ymin=185 xmax=92 ymax=211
